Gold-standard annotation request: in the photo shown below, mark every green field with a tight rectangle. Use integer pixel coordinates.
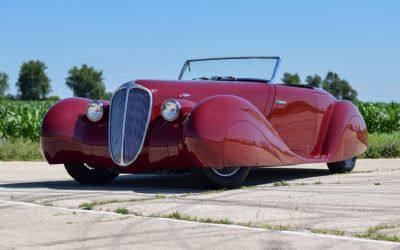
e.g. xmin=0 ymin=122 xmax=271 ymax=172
xmin=0 ymin=100 xmax=399 ymax=161
xmin=356 ymin=101 xmax=400 ymax=134
xmin=0 ymin=100 xmax=54 ymax=141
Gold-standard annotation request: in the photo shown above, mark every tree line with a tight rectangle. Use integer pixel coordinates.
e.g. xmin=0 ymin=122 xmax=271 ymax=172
xmin=0 ymin=60 xmax=110 ymax=100
xmin=0 ymin=59 xmax=359 ymax=103
xmin=281 ymin=72 xmax=358 ymax=102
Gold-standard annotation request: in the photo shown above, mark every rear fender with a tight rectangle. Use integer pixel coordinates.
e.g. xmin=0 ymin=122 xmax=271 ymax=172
xmin=321 ymin=101 xmax=368 ymax=162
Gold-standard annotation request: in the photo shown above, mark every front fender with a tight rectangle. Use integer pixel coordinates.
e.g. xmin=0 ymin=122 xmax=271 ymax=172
xmin=183 ymin=95 xmax=299 ymax=168
xmin=40 ymin=98 xmax=111 ymax=164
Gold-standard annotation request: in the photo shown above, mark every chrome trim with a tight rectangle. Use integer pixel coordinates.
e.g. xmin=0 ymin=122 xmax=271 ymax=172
xmin=211 ymin=167 xmax=241 ymax=177
xmin=275 ymin=99 xmax=287 ymax=105
xmin=86 ymin=100 xmax=104 ymax=122
xmin=161 ymin=99 xmax=181 ymax=122
xmin=344 ymin=157 xmax=355 ymax=165
xmin=119 ymin=89 xmax=130 ymax=166
xmin=108 ymin=81 xmax=153 ymax=167
xmin=179 ymin=93 xmax=191 ymax=98
xmin=270 ymin=57 xmax=281 ymax=83
xmin=178 ymin=56 xmax=281 ymax=83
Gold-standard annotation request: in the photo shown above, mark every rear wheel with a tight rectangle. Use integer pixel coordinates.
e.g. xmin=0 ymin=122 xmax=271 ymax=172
xmin=64 ymin=163 xmax=119 ymax=185
xmin=327 ymin=157 xmax=357 ymax=173
xmin=190 ymin=166 xmax=250 ymax=189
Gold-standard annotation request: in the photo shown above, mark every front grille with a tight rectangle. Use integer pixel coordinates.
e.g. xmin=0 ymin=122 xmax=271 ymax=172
xmin=109 ymin=83 xmax=152 ymax=166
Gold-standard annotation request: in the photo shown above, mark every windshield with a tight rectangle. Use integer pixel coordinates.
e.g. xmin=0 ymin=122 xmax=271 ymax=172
xmin=178 ymin=57 xmax=280 ymax=83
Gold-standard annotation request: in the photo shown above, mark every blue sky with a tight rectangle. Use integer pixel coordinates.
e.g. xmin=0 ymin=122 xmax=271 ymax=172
xmin=0 ymin=0 xmax=399 ymax=101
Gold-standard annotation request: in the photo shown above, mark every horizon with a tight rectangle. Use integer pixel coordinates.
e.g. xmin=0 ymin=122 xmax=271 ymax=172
xmin=1 ymin=0 xmax=399 ymax=101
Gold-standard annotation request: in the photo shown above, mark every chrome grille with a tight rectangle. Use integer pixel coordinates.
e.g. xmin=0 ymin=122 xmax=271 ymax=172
xmin=109 ymin=83 xmax=152 ymax=166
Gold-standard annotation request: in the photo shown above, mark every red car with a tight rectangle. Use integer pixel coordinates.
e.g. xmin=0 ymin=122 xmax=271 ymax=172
xmin=41 ymin=57 xmax=368 ymax=188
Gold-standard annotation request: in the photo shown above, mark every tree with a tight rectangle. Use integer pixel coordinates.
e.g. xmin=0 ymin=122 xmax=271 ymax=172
xmin=0 ymin=71 xmax=9 ymax=99
xmin=16 ymin=60 xmax=51 ymax=100
xmin=305 ymin=74 xmax=322 ymax=88
xmin=281 ymin=72 xmax=301 ymax=85
xmin=322 ymin=72 xmax=357 ymax=102
xmin=66 ymin=64 xmax=108 ymax=99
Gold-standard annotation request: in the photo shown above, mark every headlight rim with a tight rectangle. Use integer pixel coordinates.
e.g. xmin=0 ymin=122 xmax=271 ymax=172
xmin=86 ymin=100 xmax=104 ymax=122
xmin=161 ymin=99 xmax=181 ymax=122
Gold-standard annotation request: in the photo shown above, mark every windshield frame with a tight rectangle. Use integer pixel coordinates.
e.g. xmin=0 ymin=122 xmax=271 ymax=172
xmin=178 ymin=56 xmax=281 ymax=83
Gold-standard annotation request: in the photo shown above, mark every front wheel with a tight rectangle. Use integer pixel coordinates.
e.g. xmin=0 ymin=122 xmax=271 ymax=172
xmin=64 ymin=163 xmax=119 ymax=185
xmin=327 ymin=157 xmax=357 ymax=173
xmin=190 ymin=166 xmax=250 ymax=189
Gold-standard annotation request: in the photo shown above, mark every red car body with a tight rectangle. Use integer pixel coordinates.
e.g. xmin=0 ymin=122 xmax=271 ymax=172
xmin=40 ymin=57 xmax=368 ymax=187
xmin=41 ymin=80 xmax=367 ymax=169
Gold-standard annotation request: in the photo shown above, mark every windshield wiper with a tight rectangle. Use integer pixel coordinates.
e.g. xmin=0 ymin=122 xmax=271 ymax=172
xmin=236 ymin=78 xmax=268 ymax=83
xmin=192 ymin=76 xmax=268 ymax=83
xmin=210 ymin=76 xmax=237 ymax=81
xmin=192 ymin=77 xmax=209 ymax=80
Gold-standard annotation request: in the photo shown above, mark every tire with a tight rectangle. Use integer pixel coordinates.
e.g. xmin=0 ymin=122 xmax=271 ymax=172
xmin=327 ymin=157 xmax=357 ymax=173
xmin=190 ymin=166 xmax=250 ymax=189
xmin=64 ymin=163 xmax=119 ymax=185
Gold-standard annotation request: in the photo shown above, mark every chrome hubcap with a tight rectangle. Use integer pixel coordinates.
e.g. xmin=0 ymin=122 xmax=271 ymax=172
xmin=211 ymin=167 xmax=240 ymax=177
xmin=344 ymin=158 xmax=354 ymax=165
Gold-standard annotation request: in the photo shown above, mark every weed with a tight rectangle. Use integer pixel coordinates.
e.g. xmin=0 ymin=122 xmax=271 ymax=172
xmin=160 ymin=211 xmax=232 ymax=225
xmin=274 ymin=181 xmax=289 ymax=187
xmin=115 ymin=208 xmax=129 ymax=215
xmin=79 ymin=202 xmax=95 ymax=210
xmin=260 ymin=224 xmax=290 ymax=231
xmin=310 ymin=228 xmax=345 ymax=236
xmin=354 ymin=224 xmax=400 ymax=242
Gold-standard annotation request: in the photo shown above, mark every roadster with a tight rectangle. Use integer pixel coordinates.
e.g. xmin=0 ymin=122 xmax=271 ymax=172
xmin=41 ymin=57 xmax=368 ymax=188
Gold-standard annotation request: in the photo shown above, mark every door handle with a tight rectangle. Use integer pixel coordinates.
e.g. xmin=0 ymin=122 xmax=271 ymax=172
xmin=276 ymin=99 xmax=287 ymax=105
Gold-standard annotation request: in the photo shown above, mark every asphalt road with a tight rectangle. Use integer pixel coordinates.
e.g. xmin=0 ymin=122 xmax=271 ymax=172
xmin=0 ymin=159 xmax=399 ymax=250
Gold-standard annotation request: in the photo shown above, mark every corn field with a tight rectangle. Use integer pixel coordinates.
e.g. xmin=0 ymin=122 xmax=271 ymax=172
xmin=356 ymin=102 xmax=400 ymax=134
xmin=0 ymin=100 xmax=54 ymax=141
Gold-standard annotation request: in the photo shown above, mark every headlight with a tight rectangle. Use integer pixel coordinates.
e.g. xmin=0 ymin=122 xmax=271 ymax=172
xmin=161 ymin=99 xmax=181 ymax=121
xmin=86 ymin=100 xmax=104 ymax=122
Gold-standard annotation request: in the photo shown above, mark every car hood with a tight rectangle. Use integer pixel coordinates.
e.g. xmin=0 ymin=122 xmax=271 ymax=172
xmin=134 ymin=79 xmax=271 ymax=113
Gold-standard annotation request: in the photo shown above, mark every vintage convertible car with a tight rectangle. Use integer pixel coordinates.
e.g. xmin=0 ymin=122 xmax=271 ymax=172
xmin=41 ymin=57 xmax=368 ymax=188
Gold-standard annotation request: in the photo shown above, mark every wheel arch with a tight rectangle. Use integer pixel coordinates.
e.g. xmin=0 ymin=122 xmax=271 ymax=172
xmin=320 ymin=100 xmax=368 ymax=162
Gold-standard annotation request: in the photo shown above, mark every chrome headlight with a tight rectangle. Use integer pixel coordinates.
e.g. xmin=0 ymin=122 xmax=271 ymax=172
xmin=86 ymin=100 xmax=104 ymax=122
xmin=161 ymin=99 xmax=181 ymax=121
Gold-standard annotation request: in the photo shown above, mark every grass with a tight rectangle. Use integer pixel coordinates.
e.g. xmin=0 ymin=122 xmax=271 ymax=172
xmin=79 ymin=202 xmax=96 ymax=210
xmin=115 ymin=208 xmax=129 ymax=215
xmin=0 ymin=139 xmax=43 ymax=161
xmin=354 ymin=224 xmax=400 ymax=242
xmin=158 ymin=211 xmax=289 ymax=230
xmin=360 ymin=133 xmax=400 ymax=159
xmin=311 ymin=228 xmax=345 ymax=236
xmin=273 ymin=181 xmax=290 ymax=186
xmin=78 ymin=197 xmax=158 ymax=210
xmin=260 ymin=223 xmax=290 ymax=231
xmin=41 ymin=201 xmax=54 ymax=207
xmin=158 ymin=211 xmax=233 ymax=225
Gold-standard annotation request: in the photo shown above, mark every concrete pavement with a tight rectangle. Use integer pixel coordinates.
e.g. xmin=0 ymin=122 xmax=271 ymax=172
xmin=0 ymin=159 xmax=399 ymax=249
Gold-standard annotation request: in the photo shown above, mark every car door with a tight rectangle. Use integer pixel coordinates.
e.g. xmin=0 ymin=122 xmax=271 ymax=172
xmin=267 ymin=85 xmax=318 ymax=153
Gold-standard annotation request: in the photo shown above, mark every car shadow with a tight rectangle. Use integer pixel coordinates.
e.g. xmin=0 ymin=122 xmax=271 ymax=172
xmin=0 ymin=166 xmax=331 ymax=194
